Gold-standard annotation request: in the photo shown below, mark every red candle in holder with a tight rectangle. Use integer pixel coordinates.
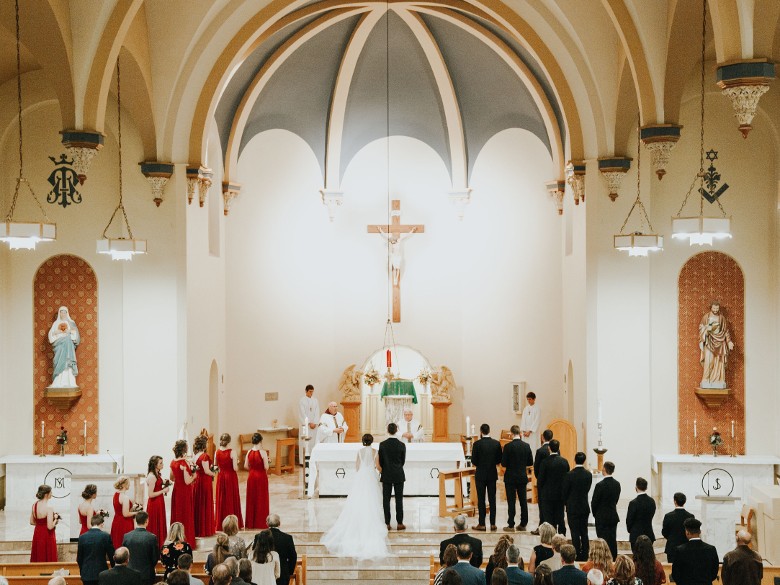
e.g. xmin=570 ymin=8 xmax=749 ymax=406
xmin=386 ymin=349 xmax=392 ymax=368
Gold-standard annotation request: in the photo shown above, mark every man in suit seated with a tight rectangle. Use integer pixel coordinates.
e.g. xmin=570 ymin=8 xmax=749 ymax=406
xmin=626 ymin=477 xmax=655 ymax=552
xmin=450 ymin=543 xmax=486 ymax=585
xmin=562 ymin=452 xmax=593 ymax=561
xmin=670 ymin=518 xmax=719 ymax=585
xmin=121 ymin=511 xmax=159 ymax=585
xmin=662 ymin=492 xmax=694 ymax=563
xmin=78 ymin=514 xmax=115 ymax=585
xmin=223 ymin=558 xmax=246 ymax=585
xmin=551 ymin=544 xmax=587 ymax=585
xmin=166 ymin=571 xmax=191 ymax=585
xmin=504 ymin=545 xmax=532 ymax=585
xmin=211 ymin=564 xmax=232 ymax=585
xmin=268 ymin=514 xmax=297 ymax=585
xmin=590 ymin=461 xmax=621 ymax=560
xmin=98 ymin=547 xmax=142 ymax=585
xmin=440 ymin=514 xmax=483 ymax=568
xmin=537 ymin=439 xmax=569 ymax=535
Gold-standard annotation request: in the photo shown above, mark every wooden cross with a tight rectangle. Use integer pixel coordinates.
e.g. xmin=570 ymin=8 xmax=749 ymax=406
xmin=367 ymin=200 xmax=425 ymax=323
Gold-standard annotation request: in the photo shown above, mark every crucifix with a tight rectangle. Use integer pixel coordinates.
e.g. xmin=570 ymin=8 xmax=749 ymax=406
xmin=367 ymin=200 xmax=425 ymax=323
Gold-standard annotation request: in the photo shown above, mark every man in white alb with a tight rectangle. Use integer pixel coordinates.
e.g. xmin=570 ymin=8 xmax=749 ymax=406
xmin=397 ymin=408 xmax=424 ymax=443
xmin=520 ymin=392 xmax=541 ymax=448
xmin=318 ymin=402 xmax=349 ymax=443
xmin=298 ymin=384 xmax=320 ymax=462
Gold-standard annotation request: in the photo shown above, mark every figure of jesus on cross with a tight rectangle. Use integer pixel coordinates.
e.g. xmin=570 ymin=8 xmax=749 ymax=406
xmin=367 ymin=200 xmax=424 ymax=323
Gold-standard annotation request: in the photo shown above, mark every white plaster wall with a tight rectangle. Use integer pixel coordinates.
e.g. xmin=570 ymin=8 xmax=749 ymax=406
xmin=225 ymin=129 xmax=562 ymax=440
xmin=0 ymin=101 xmax=180 ymax=473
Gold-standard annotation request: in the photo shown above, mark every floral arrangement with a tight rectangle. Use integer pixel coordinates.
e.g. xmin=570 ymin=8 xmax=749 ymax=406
xmin=131 ymin=502 xmax=143 ymax=513
xmin=417 ymin=368 xmax=432 ymax=385
xmin=56 ymin=427 xmax=68 ymax=446
xmin=364 ymin=367 xmax=380 ymax=387
xmin=189 ymin=462 xmax=200 ymax=474
xmin=96 ymin=508 xmax=110 ymax=518
xmin=161 ymin=479 xmax=172 ymax=490
xmin=210 ymin=464 xmax=220 ymax=474
xmin=709 ymin=430 xmax=723 ymax=447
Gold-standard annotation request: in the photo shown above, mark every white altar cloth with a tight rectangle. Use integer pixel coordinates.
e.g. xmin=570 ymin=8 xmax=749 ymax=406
xmin=0 ymin=454 xmax=122 ymax=542
xmin=308 ymin=442 xmax=465 ymax=497
xmin=652 ymin=454 xmax=780 ymax=511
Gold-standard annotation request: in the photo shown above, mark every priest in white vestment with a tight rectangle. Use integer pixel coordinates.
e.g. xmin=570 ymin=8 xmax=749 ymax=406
xmin=397 ymin=408 xmax=424 ymax=443
xmin=318 ymin=401 xmax=348 ymax=443
xmin=299 ymin=384 xmax=320 ymax=462
xmin=520 ymin=392 xmax=540 ymax=448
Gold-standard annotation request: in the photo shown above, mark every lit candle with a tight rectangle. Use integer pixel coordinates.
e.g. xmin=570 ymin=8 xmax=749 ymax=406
xmin=466 ymin=416 xmax=470 ymax=437
xmin=41 ymin=420 xmax=44 ymax=439
xmin=731 ymin=420 xmax=735 ymax=438
xmin=471 ymin=424 xmax=476 ymax=437
xmin=598 ymin=402 xmax=603 ymax=424
xmin=386 ymin=349 xmax=392 ymax=368
xmin=84 ymin=419 xmax=87 ymax=438
xmin=693 ymin=419 xmax=697 ymax=438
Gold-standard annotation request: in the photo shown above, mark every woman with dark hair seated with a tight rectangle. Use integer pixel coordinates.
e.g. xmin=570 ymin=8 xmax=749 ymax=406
xmin=434 ymin=544 xmax=458 ymax=585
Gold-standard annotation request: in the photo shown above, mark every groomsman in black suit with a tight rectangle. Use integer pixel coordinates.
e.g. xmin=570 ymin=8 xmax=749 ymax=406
xmin=121 ymin=512 xmax=159 ymax=585
xmin=471 ymin=423 xmax=503 ymax=531
xmin=562 ymin=452 xmax=593 ymax=561
xmin=378 ymin=423 xmax=407 ymax=530
xmin=626 ymin=477 xmax=656 ymax=551
xmin=501 ymin=424 xmax=533 ymax=532
xmin=591 ymin=461 xmax=621 ymax=559
xmin=662 ymin=492 xmax=695 ymax=563
xmin=531 ymin=429 xmax=553 ymax=534
xmin=78 ymin=515 xmax=115 ymax=585
xmin=537 ymin=439 xmax=569 ymax=535
xmin=670 ymin=518 xmax=720 ymax=585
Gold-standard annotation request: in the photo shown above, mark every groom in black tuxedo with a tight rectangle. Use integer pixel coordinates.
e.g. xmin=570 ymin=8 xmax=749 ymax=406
xmin=378 ymin=422 xmax=407 ymax=530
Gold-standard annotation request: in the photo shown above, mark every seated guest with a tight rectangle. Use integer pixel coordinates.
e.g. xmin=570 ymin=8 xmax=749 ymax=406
xmin=552 ymin=544 xmax=587 ymax=585
xmin=160 ymin=522 xmax=193 ymax=578
xmin=176 ymin=554 xmax=202 ymax=585
xmin=167 ymin=570 xmax=190 ymax=585
xmin=579 ymin=538 xmax=613 ymax=577
xmin=211 ymin=564 xmax=232 ymax=585
xmin=587 ymin=570 xmax=604 ymax=585
xmin=442 ymin=570 xmax=463 ymax=585
xmin=451 ymin=543 xmax=486 ymax=585
xmin=606 ymin=555 xmax=641 ymax=585
xmin=206 ymin=533 xmax=235 ymax=584
xmin=435 ymin=544 xmax=459 ymax=585
xmin=505 ymin=545 xmax=532 ymax=585
xmin=122 ymin=512 xmax=159 ymax=585
xmin=486 ymin=535 xmax=513 ymax=584
xmin=238 ymin=559 xmax=256 ymax=585
xmin=224 ymin=558 xmax=247 ymax=585
xmin=249 ymin=530 xmax=280 ymax=585
xmin=633 ymin=535 xmax=666 ymax=585
xmin=532 ymin=565 xmax=553 ymax=585
xmin=99 ymin=547 xmax=142 ymax=585
xmin=440 ymin=515 xmax=483 ymax=569
xmin=223 ymin=515 xmax=247 ymax=559
xmin=491 ymin=568 xmax=508 ymax=585
xmin=539 ymin=534 xmax=566 ymax=571
xmin=78 ymin=514 xmax=115 ymax=585
xmin=528 ymin=523 xmax=555 ymax=572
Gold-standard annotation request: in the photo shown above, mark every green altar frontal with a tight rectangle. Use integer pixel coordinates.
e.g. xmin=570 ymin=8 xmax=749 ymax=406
xmin=380 ymin=379 xmax=418 ymax=404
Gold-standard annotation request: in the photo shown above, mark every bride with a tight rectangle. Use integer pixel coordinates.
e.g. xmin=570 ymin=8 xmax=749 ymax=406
xmin=320 ymin=434 xmax=390 ymax=560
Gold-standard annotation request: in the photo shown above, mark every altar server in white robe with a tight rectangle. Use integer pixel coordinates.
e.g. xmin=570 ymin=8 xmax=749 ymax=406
xmin=318 ymin=402 xmax=348 ymax=444
xmin=397 ymin=408 xmax=424 ymax=443
xmin=520 ymin=392 xmax=541 ymax=448
xmin=299 ymin=384 xmax=320 ymax=462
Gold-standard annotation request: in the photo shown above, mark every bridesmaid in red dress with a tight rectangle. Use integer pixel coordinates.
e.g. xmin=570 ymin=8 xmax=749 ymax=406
xmin=244 ymin=433 xmax=270 ymax=529
xmin=169 ymin=440 xmax=196 ymax=543
xmin=214 ymin=433 xmax=243 ymax=531
xmin=145 ymin=455 xmax=170 ymax=543
xmin=30 ymin=485 xmax=58 ymax=562
xmin=77 ymin=484 xmax=97 ymax=535
xmin=193 ymin=435 xmax=216 ymax=537
xmin=110 ymin=477 xmax=138 ymax=549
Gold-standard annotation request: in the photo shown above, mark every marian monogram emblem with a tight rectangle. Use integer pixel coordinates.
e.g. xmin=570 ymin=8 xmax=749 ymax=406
xmin=47 ymin=154 xmax=82 ymax=208
xmin=699 ymin=150 xmax=729 ymax=204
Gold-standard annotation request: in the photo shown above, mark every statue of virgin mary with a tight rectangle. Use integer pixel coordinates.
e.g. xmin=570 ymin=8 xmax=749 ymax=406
xmin=48 ymin=306 xmax=80 ymax=388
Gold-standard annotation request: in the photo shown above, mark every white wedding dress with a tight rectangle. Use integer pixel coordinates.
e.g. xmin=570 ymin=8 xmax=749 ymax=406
xmin=320 ymin=446 xmax=390 ymax=560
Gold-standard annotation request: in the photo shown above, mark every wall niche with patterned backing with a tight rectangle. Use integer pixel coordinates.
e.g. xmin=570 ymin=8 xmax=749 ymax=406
xmin=678 ymin=251 xmax=744 ymax=455
xmin=33 ymin=255 xmax=98 ymax=454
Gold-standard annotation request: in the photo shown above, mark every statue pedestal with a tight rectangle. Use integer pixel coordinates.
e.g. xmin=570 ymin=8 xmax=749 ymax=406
xmin=695 ymin=387 xmax=731 ymax=407
xmin=44 ymin=386 xmax=81 ymax=410
xmin=340 ymin=401 xmax=361 ymax=443
xmin=432 ymin=401 xmax=451 ymax=442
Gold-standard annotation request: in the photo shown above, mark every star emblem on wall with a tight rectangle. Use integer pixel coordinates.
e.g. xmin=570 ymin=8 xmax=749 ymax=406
xmin=705 ymin=149 xmax=718 ymax=162
xmin=699 ymin=148 xmax=729 ymax=204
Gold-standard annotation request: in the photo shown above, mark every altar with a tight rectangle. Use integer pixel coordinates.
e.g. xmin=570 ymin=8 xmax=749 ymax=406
xmin=652 ymin=454 xmax=780 ymax=511
xmin=307 ymin=442 xmax=465 ymax=497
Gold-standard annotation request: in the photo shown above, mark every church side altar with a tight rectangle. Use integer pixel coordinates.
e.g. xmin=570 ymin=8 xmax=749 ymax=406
xmin=652 ymin=454 xmax=780 ymax=511
xmin=308 ymin=443 xmax=464 ymax=497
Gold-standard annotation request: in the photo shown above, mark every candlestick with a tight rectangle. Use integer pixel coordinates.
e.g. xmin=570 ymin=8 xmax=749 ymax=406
xmin=465 ymin=416 xmax=470 ymax=437
xmin=83 ymin=419 xmax=88 ymax=456
xmin=731 ymin=420 xmax=734 ymax=439
xmin=41 ymin=420 xmax=44 ymax=439
xmin=598 ymin=402 xmax=602 ymax=425
xmin=693 ymin=419 xmax=697 ymax=438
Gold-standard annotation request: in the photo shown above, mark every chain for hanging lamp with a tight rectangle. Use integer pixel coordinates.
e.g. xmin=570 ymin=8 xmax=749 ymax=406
xmin=96 ymin=58 xmax=146 ymax=260
xmin=671 ymin=0 xmax=731 ymax=246
xmin=0 ymin=0 xmax=56 ymax=250
xmin=614 ymin=113 xmax=663 ymax=256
